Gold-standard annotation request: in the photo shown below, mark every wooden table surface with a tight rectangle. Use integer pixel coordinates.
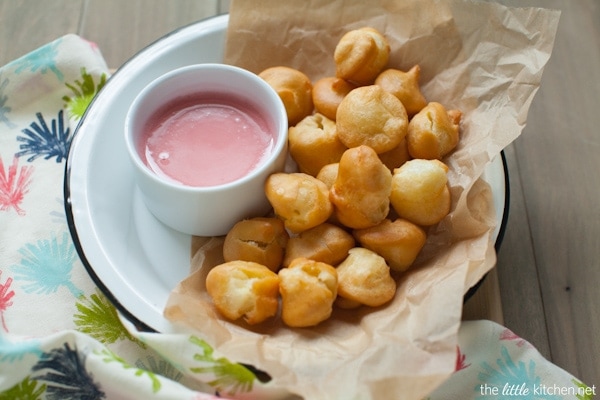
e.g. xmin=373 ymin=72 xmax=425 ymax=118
xmin=1 ymin=0 xmax=598 ymax=389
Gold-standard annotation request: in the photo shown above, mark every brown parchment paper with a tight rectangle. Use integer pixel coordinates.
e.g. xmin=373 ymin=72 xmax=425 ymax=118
xmin=164 ymin=1 xmax=560 ymax=399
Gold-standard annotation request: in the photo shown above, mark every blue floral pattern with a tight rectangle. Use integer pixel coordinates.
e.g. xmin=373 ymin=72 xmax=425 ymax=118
xmin=11 ymin=232 xmax=82 ymax=298
xmin=10 ymin=38 xmax=64 ymax=81
xmin=32 ymin=342 xmax=105 ymax=399
xmin=0 ymin=73 xmax=15 ymax=128
xmin=475 ymin=346 xmax=557 ymax=400
xmin=16 ymin=110 xmax=72 ymax=163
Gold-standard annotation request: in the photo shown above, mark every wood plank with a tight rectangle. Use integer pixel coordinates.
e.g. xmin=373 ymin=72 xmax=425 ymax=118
xmin=0 ymin=0 xmax=83 ymax=66
xmin=496 ymin=0 xmax=600 ymax=385
xmin=219 ymin=0 xmax=230 ymax=14
xmin=495 ymin=143 xmax=551 ymax=359
xmin=78 ymin=0 xmax=219 ymax=69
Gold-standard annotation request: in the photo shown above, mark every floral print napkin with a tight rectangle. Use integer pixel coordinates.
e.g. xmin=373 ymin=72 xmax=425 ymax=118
xmin=0 ymin=35 xmax=593 ymax=400
xmin=0 ymin=34 xmax=227 ymax=400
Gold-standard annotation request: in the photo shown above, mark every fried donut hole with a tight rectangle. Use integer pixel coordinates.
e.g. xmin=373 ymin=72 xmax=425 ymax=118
xmin=336 ymin=248 xmax=396 ymax=307
xmin=265 ymin=172 xmax=333 ymax=233
xmin=312 ymin=77 xmax=357 ymax=121
xmin=279 ymin=258 xmax=338 ymax=327
xmin=336 ymin=85 xmax=408 ymax=154
xmin=283 ymin=222 xmax=355 ymax=267
xmin=330 ymin=146 xmax=392 ymax=229
xmin=390 ymin=159 xmax=451 ymax=226
xmin=407 ymin=102 xmax=462 ymax=160
xmin=375 ymin=66 xmax=428 ymax=117
xmin=288 ymin=113 xmax=347 ymax=177
xmin=258 ymin=66 xmax=313 ymax=126
xmin=223 ymin=217 xmax=289 ymax=272
xmin=316 ymin=163 xmax=339 ymax=189
xmin=378 ymin=137 xmax=411 ymax=172
xmin=206 ymin=261 xmax=280 ymax=325
xmin=334 ymin=27 xmax=390 ymax=85
xmin=353 ymin=218 xmax=427 ymax=272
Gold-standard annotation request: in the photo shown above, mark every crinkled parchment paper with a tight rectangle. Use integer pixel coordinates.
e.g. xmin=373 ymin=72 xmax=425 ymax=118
xmin=164 ymin=1 xmax=560 ymax=399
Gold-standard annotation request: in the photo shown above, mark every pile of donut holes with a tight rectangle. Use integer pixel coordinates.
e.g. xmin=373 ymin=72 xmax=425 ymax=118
xmin=206 ymin=27 xmax=463 ymax=328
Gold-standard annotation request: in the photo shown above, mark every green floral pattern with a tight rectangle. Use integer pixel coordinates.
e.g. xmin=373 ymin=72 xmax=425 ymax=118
xmin=189 ymin=336 xmax=256 ymax=395
xmin=0 ymin=376 xmax=46 ymax=400
xmin=73 ymin=289 xmax=142 ymax=346
xmin=100 ymin=349 xmax=162 ymax=394
xmin=62 ymin=67 xmax=107 ymax=120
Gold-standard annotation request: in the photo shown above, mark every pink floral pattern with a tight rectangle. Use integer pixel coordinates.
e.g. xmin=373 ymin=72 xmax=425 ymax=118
xmin=0 ymin=270 xmax=15 ymax=332
xmin=455 ymin=345 xmax=471 ymax=371
xmin=499 ymin=327 xmax=530 ymax=348
xmin=0 ymin=155 xmax=34 ymax=216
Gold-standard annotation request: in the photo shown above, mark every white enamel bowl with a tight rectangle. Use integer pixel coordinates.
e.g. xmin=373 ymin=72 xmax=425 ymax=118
xmin=65 ymin=14 xmax=508 ymax=333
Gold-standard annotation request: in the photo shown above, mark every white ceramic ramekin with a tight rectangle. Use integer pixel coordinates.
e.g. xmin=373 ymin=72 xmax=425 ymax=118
xmin=124 ymin=63 xmax=288 ymax=236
